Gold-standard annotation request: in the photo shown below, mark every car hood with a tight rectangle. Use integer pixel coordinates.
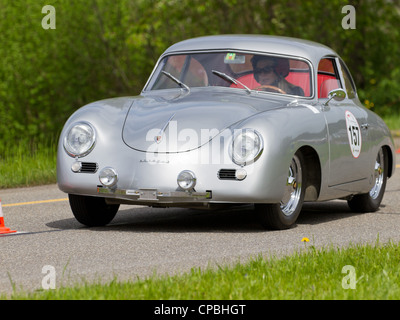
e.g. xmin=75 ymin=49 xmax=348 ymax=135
xmin=122 ymin=89 xmax=288 ymax=153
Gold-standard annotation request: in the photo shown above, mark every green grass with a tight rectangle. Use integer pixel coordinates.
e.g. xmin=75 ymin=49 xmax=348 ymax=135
xmin=0 ymin=139 xmax=57 ymax=189
xmin=5 ymin=240 xmax=400 ymax=300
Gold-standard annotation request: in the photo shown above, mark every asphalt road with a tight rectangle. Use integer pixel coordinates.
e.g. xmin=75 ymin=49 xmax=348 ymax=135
xmin=1 ymin=157 xmax=399 ymax=295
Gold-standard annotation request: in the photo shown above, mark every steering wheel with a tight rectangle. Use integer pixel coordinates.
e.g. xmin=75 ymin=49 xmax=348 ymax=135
xmin=254 ymin=85 xmax=286 ymax=94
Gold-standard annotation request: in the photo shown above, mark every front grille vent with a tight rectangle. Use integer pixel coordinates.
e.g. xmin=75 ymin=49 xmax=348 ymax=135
xmin=217 ymin=169 xmax=237 ymax=180
xmin=80 ymin=162 xmax=98 ymax=173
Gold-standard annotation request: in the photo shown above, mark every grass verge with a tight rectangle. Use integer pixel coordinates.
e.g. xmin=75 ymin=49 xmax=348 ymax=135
xmin=5 ymin=240 xmax=400 ymax=300
xmin=0 ymin=139 xmax=57 ymax=189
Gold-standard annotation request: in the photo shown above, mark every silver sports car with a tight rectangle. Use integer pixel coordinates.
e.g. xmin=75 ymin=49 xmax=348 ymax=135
xmin=57 ymin=35 xmax=396 ymax=230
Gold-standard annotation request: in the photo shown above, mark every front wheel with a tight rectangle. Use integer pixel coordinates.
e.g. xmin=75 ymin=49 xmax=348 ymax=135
xmin=256 ymin=152 xmax=306 ymax=230
xmin=347 ymin=148 xmax=388 ymax=213
xmin=69 ymin=194 xmax=119 ymax=227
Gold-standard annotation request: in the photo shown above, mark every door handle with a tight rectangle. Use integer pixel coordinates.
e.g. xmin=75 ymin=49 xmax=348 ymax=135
xmin=361 ymin=123 xmax=369 ymax=130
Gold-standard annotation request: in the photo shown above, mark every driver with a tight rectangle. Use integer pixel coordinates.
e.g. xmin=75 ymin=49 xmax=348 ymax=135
xmin=251 ymin=55 xmax=304 ymax=96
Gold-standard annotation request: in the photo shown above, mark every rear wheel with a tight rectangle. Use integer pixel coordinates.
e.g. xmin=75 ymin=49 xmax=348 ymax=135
xmin=69 ymin=194 xmax=119 ymax=227
xmin=347 ymin=148 xmax=388 ymax=213
xmin=256 ymin=152 xmax=305 ymax=230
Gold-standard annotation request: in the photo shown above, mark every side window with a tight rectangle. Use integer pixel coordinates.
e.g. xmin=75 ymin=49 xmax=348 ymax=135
xmin=339 ymin=60 xmax=356 ymax=99
xmin=317 ymin=58 xmax=341 ymax=98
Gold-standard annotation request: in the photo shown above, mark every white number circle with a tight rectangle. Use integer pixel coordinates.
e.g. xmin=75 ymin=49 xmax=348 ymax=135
xmin=345 ymin=111 xmax=362 ymax=158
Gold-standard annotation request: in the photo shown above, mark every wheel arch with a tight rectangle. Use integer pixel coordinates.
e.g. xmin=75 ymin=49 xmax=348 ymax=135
xmin=382 ymin=145 xmax=394 ymax=178
xmin=297 ymin=145 xmax=322 ymax=201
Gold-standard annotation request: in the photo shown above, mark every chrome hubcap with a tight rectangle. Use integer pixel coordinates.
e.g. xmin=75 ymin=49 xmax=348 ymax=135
xmin=281 ymin=155 xmax=302 ymax=216
xmin=369 ymin=149 xmax=384 ymax=200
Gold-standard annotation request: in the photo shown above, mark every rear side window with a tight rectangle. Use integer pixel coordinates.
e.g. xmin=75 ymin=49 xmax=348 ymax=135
xmin=317 ymin=58 xmax=341 ymax=98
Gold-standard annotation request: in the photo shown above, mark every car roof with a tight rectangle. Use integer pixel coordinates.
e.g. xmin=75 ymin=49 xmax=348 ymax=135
xmin=163 ymin=34 xmax=338 ymax=66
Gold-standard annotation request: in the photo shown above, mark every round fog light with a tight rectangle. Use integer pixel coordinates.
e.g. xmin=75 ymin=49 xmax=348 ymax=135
xmin=71 ymin=161 xmax=82 ymax=173
xmin=99 ymin=167 xmax=118 ymax=187
xmin=235 ymin=169 xmax=247 ymax=180
xmin=177 ymin=170 xmax=196 ymax=190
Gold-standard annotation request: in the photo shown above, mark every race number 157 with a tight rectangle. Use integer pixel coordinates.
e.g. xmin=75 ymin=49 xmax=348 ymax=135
xmin=349 ymin=125 xmax=360 ymax=147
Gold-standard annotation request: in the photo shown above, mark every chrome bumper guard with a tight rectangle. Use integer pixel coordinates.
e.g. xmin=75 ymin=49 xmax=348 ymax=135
xmin=97 ymin=186 xmax=212 ymax=202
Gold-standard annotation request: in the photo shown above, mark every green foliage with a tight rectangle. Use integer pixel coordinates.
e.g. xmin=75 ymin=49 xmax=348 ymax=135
xmin=0 ymin=0 xmax=399 ymax=152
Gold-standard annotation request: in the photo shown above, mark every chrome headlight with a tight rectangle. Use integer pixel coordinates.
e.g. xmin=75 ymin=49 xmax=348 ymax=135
xmin=231 ymin=129 xmax=263 ymax=166
xmin=64 ymin=122 xmax=96 ymax=158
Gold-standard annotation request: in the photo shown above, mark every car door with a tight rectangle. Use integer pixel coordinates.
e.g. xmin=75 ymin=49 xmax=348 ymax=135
xmin=318 ymin=57 xmax=370 ymax=190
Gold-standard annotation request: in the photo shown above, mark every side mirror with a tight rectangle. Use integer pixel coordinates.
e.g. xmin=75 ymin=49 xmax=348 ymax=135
xmin=324 ymin=88 xmax=346 ymax=106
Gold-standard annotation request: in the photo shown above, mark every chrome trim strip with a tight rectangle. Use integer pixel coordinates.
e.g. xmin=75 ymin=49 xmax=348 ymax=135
xmin=97 ymin=187 xmax=212 ymax=202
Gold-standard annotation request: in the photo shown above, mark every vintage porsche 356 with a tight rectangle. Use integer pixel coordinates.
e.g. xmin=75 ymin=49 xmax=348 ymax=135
xmin=57 ymin=35 xmax=396 ymax=230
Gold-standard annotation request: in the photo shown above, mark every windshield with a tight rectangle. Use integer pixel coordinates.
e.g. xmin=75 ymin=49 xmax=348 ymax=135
xmin=145 ymin=51 xmax=312 ymax=97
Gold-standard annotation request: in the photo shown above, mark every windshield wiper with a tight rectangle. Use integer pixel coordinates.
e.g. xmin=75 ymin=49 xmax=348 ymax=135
xmin=161 ymin=71 xmax=190 ymax=92
xmin=212 ymin=70 xmax=252 ymax=94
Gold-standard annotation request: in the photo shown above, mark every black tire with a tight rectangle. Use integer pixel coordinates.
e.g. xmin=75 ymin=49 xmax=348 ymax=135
xmin=256 ymin=151 xmax=306 ymax=230
xmin=69 ymin=194 xmax=119 ymax=227
xmin=347 ymin=148 xmax=388 ymax=213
